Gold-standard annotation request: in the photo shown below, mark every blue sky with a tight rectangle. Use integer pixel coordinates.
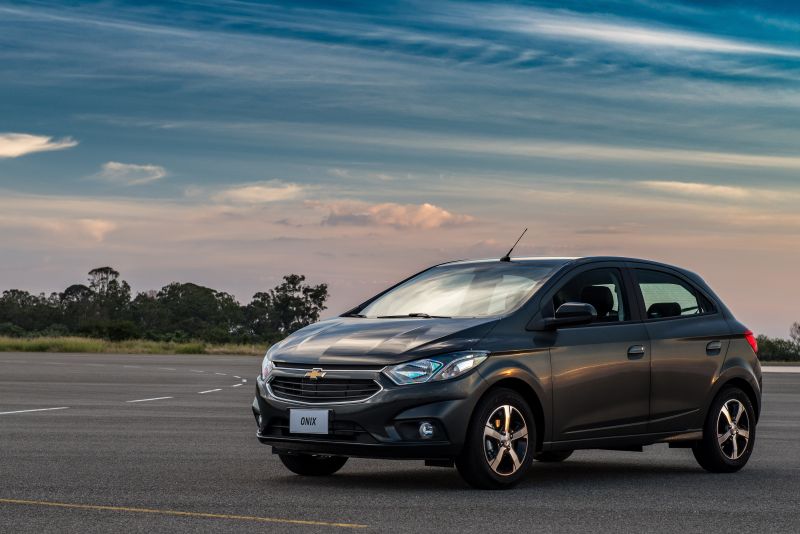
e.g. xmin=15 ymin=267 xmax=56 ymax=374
xmin=1 ymin=0 xmax=799 ymax=335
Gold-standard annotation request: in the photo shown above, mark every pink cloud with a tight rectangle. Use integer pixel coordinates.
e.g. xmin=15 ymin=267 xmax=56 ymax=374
xmin=315 ymin=201 xmax=474 ymax=229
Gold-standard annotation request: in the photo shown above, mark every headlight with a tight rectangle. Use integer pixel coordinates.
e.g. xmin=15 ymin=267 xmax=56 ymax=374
xmin=384 ymin=351 xmax=489 ymax=385
xmin=261 ymin=346 xmax=277 ymax=380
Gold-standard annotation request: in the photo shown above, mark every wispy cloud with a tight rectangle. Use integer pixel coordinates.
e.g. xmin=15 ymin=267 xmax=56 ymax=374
xmin=95 ymin=161 xmax=167 ymax=186
xmin=314 ymin=200 xmax=474 ymax=229
xmin=0 ymin=133 xmax=78 ymax=158
xmin=213 ymin=181 xmax=304 ymax=204
xmin=482 ymin=6 xmax=800 ymax=57
xmin=637 ymin=180 xmax=749 ymax=200
xmin=337 ymin=132 xmax=800 ymax=171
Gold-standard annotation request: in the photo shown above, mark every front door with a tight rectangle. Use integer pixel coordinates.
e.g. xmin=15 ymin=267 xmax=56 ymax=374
xmin=547 ymin=265 xmax=651 ymax=442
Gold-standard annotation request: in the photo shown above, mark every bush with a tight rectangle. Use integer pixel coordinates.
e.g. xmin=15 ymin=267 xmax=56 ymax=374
xmin=757 ymin=335 xmax=800 ymax=362
xmin=36 ymin=323 xmax=70 ymax=337
xmin=0 ymin=322 xmax=25 ymax=337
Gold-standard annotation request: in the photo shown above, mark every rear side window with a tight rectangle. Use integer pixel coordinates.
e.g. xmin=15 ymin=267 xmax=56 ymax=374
xmin=634 ymin=269 xmax=714 ymax=320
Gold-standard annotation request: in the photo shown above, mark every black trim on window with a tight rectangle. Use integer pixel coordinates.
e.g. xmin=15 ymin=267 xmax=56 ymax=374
xmin=628 ymin=266 xmax=719 ymax=323
xmin=539 ymin=264 xmax=635 ymax=329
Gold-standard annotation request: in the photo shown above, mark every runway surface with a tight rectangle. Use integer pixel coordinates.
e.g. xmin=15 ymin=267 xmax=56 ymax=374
xmin=1 ymin=352 xmax=798 ymax=533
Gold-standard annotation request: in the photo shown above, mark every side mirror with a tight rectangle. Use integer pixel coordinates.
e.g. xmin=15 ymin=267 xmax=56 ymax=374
xmin=543 ymin=302 xmax=597 ymax=330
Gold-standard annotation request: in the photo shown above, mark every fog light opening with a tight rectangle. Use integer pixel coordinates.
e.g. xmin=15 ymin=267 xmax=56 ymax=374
xmin=419 ymin=421 xmax=435 ymax=439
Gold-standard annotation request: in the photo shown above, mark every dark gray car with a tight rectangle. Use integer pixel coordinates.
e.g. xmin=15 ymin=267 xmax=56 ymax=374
xmin=253 ymin=257 xmax=761 ymax=489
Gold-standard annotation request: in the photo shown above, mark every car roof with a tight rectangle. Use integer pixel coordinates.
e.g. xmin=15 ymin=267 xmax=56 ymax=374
xmin=441 ymin=256 xmax=693 ymax=274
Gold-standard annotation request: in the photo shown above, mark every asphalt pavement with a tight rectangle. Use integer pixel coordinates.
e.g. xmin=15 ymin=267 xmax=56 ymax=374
xmin=1 ymin=352 xmax=798 ymax=533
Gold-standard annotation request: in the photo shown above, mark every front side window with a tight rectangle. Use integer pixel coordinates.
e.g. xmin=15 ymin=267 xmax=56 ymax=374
xmin=552 ymin=268 xmax=628 ymax=322
xmin=635 ymin=269 xmax=712 ymax=319
xmin=357 ymin=262 xmax=559 ymax=319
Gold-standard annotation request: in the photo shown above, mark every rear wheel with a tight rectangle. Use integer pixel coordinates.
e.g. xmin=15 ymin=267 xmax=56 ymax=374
xmin=533 ymin=450 xmax=573 ymax=463
xmin=692 ymin=387 xmax=755 ymax=473
xmin=456 ymin=388 xmax=535 ymax=489
xmin=278 ymin=453 xmax=348 ymax=476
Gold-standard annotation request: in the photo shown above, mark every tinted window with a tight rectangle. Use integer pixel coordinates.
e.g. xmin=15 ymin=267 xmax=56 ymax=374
xmin=552 ymin=268 xmax=628 ymax=322
xmin=635 ymin=269 xmax=712 ymax=319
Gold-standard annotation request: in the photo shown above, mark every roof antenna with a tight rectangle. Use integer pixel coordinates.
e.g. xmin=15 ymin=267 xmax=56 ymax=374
xmin=500 ymin=228 xmax=527 ymax=262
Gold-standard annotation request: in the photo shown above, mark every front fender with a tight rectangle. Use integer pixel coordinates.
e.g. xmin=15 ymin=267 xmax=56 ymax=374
xmin=477 ymin=349 xmax=552 ymax=444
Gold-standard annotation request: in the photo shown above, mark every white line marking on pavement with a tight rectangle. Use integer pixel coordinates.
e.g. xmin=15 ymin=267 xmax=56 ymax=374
xmin=159 ymin=368 xmax=176 ymax=371
xmin=242 ymin=379 xmax=247 ymax=383
xmin=123 ymin=365 xmax=141 ymax=368
xmin=762 ymin=366 xmax=800 ymax=373
xmin=233 ymin=376 xmax=241 ymax=379
xmin=215 ymin=373 xmax=227 ymax=376
xmin=232 ymin=384 xmax=243 ymax=388
xmin=198 ymin=389 xmax=221 ymax=394
xmin=126 ymin=397 xmax=173 ymax=403
xmin=190 ymin=370 xmax=205 ymax=373
xmin=0 ymin=407 xmax=69 ymax=415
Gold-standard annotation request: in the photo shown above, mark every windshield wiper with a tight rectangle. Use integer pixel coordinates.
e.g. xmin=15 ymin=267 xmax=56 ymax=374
xmin=376 ymin=313 xmax=450 ymax=319
xmin=342 ymin=313 xmax=367 ymax=318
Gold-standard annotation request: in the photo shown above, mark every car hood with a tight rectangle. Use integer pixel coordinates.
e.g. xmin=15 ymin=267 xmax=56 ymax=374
xmin=270 ymin=316 xmax=499 ymax=366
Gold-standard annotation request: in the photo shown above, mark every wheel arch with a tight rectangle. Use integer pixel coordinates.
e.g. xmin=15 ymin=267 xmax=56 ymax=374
xmin=709 ymin=373 xmax=761 ymax=423
xmin=718 ymin=377 xmax=760 ymax=422
xmin=479 ymin=377 xmax=547 ymax=453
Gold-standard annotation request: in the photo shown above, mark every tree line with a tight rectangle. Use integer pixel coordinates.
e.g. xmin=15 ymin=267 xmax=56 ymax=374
xmin=0 ymin=267 xmax=328 ymax=343
xmin=757 ymin=322 xmax=800 ymax=362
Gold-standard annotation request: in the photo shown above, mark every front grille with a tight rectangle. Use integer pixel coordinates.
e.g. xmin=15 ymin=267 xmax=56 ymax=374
xmin=269 ymin=376 xmax=380 ymax=403
xmin=273 ymin=361 xmax=383 ymax=371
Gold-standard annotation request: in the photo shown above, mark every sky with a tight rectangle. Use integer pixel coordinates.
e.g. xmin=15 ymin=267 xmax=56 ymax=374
xmin=1 ymin=0 xmax=799 ymax=336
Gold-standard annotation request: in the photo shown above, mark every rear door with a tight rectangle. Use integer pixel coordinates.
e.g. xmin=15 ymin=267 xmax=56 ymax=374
xmin=629 ymin=265 xmax=731 ymax=433
xmin=546 ymin=263 xmax=651 ymax=442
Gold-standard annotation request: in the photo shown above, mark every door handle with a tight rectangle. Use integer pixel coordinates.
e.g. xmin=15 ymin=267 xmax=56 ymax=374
xmin=706 ymin=340 xmax=722 ymax=355
xmin=627 ymin=345 xmax=646 ymax=359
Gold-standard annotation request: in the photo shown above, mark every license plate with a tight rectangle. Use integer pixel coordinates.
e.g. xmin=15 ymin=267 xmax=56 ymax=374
xmin=289 ymin=409 xmax=329 ymax=434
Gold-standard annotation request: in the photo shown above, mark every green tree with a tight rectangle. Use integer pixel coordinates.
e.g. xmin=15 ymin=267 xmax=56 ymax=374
xmin=0 ymin=289 xmax=64 ymax=333
xmin=246 ymin=274 xmax=328 ymax=342
xmin=86 ymin=267 xmax=131 ymax=321
xmin=152 ymin=282 xmax=243 ymax=342
xmin=791 ymin=322 xmax=800 ymax=345
xmin=59 ymin=284 xmax=92 ymax=331
xmin=756 ymin=335 xmax=800 ymax=362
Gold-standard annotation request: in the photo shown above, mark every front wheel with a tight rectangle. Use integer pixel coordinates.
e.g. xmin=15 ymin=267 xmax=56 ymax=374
xmin=278 ymin=453 xmax=348 ymax=476
xmin=456 ymin=388 xmax=535 ymax=489
xmin=692 ymin=387 xmax=756 ymax=473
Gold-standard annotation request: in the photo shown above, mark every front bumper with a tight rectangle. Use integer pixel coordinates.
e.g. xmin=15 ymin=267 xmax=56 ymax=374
xmin=252 ymin=369 xmax=486 ymax=460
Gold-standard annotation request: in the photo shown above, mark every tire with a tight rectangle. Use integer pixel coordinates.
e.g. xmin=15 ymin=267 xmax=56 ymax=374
xmin=278 ymin=453 xmax=348 ymax=476
xmin=692 ymin=387 xmax=756 ymax=473
xmin=533 ymin=450 xmax=573 ymax=463
xmin=456 ymin=388 xmax=536 ymax=490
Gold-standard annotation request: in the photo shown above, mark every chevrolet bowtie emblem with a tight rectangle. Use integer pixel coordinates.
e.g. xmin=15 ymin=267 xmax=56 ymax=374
xmin=305 ymin=368 xmax=326 ymax=380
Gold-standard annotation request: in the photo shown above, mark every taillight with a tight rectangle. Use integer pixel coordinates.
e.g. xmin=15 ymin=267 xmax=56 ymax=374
xmin=744 ymin=330 xmax=758 ymax=355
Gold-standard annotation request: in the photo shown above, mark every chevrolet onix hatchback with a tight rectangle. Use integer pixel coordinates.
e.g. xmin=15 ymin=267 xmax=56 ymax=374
xmin=253 ymin=257 xmax=761 ymax=489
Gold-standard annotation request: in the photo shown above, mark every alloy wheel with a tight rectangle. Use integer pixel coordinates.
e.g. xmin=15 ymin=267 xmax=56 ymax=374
xmin=483 ymin=404 xmax=529 ymax=476
xmin=717 ymin=399 xmax=750 ymax=460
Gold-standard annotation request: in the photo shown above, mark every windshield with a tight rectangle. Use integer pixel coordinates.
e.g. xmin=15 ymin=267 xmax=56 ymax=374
xmin=357 ymin=262 xmax=559 ymax=319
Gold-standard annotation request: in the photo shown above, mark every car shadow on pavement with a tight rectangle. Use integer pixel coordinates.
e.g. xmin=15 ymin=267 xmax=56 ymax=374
xmin=275 ymin=458 xmax=705 ymax=492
